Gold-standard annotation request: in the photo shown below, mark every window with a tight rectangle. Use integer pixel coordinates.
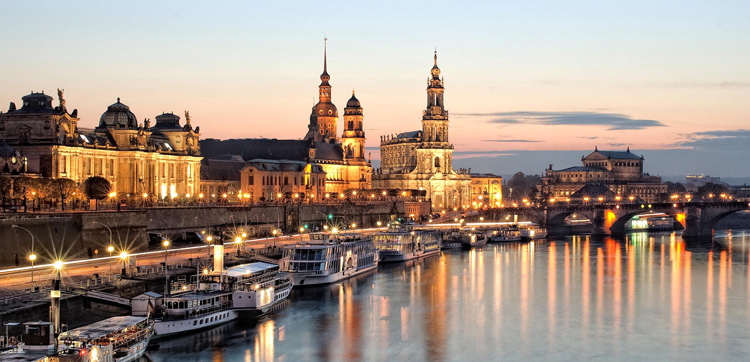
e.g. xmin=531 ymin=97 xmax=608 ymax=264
xmin=249 ymin=176 xmax=254 ymax=185
xmin=348 ymin=121 xmax=354 ymax=129
xmin=434 ymin=157 xmax=441 ymax=168
xmin=284 ymin=177 xmax=288 ymax=185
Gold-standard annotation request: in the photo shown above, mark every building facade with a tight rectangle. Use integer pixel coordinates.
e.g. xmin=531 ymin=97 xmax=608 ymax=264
xmin=539 ymin=148 xmax=667 ymax=203
xmin=200 ymin=41 xmax=372 ymax=195
xmin=239 ymin=159 xmax=326 ymax=202
xmin=373 ymin=52 xmax=471 ymax=210
xmin=0 ymin=90 xmax=202 ymax=198
xmin=470 ymin=173 xmax=503 ymax=206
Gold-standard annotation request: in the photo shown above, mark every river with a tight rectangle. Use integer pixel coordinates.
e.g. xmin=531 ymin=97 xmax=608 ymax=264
xmin=147 ymin=231 xmax=750 ymax=361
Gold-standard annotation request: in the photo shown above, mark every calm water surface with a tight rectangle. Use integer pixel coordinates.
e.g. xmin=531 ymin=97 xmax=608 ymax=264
xmin=148 ymin=231 xmax=750 ymax=362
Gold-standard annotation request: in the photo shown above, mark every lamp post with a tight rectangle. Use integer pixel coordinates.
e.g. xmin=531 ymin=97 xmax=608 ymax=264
xmin=28 ymin=253 xmax=37 ymax=283
xmin=119 ymin=251 xmax=128 ymax=277
xmin=107 ymin=246 xmax=115 ymax=274
xmin=92 ymin=221 xmax=112 ymax=267
xmin=12 ymin=225 xmax=35 ymax=283
xmin=163 ymin=239 xmax=170 ymax=296
xmin=272 ymin=229 xmax=278 ymax=248
xmin=51 ymin=260 xmax=63 ymax=354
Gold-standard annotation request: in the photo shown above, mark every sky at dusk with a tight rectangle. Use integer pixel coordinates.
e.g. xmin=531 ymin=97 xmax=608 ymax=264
xmin=1 ymin=1 xmax=749 ymax=178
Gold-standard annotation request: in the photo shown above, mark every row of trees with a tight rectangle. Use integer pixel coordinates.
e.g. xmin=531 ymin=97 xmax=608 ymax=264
xmin=0 ymin=176 xmax=112 ymax=211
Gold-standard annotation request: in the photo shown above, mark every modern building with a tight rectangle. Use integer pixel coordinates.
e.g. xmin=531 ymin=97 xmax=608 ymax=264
xmin=469 ymin=173 xmax=503 ymax=206
xmin=372 ymin=52 xmax=471 ymax=210
xmin=539 ymin=148 xmax=667 ymax=203
xmin=0 ymin=90 xmax=202 ymax=198
xmin=200 ymin=41 xmax=372 ymax=196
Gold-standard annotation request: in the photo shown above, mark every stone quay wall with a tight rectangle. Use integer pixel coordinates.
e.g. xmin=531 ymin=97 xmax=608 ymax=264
xmin=0 ymin=202 xmax=401 ymax=268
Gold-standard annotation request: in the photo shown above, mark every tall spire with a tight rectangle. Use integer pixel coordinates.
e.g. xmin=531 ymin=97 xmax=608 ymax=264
xmin=434 ymin=49 xmax=437 ymax=67
xmin=320 ymin=37 xmax=330 ymax=85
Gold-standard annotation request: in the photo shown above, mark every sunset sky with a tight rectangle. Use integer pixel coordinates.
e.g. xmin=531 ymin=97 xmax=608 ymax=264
xmin=1 ymin=1 xmax=748 ymax=178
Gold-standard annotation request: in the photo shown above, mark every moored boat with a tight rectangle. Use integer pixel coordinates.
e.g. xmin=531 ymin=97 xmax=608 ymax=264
xmin=488 ymin=228 xmax=522 ymax=243
xmin=373 ymin=220 xmax=442 ymax=262
xmin=51 ymin=316 xmax=152 ymax=362
xmin=279 ymin=232 xmax=379 ymax=286
xmin=225 ymin=262 xmax=293 ymax=316
xmin=460 ymin=227 xmax=489 ymax=249
xmin=519 ymin=224 xmax=548 ymax=240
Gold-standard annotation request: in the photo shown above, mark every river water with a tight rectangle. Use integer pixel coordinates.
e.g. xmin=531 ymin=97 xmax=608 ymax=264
xmin=147 ymin=231 xmax=750 ymax=362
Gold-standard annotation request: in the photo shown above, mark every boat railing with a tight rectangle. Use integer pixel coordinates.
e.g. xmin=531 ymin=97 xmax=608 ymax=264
xmin=161 ymin=301 xmax=233 ymax=321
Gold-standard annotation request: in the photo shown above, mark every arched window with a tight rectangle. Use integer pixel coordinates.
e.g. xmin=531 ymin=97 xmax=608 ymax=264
xmin=435 ymin=157 xmax=441 ymax=168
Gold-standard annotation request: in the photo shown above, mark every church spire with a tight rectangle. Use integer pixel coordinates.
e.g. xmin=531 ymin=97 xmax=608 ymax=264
xmin=320 ymin=37 xmax=330 ymax=85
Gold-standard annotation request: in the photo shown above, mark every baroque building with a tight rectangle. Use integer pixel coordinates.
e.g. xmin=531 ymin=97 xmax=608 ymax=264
xmin=470 ymin=173 xmax=503 ymax=206
xmin=539 ymin=148 xmax=667 ymax=203
xmin=372 ymin=52 xmax=471 ymax=210
xmin=0 ymin=90 xmax=202 ymax=198
xmin=200 ymin=41 xmax=372 ymax=197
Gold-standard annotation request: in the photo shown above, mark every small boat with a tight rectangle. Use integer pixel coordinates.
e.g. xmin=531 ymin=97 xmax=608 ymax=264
xmin=519 ymin=224 xmax=548 ymax=240
xmin=52 ymin=316 xmax=152 ymax=362
xmin=460 ymin=228 xmax=488 ymax=250
xmin=488 ymin=228 xmax=522 ymax=243
xmin=279 ymin=232 xmax=379 ymax=286
xmin=373 ymin=220 xmax=442 ymax=262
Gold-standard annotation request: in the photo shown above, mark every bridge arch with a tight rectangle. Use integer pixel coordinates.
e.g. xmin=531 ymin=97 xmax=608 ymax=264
xmin=703 ymin=209 xmax=749 ymax=236
xmin=609 ymin=211 xmax=685 ymax=236
xmin=546 ymin=210 xmax=594 ymax=229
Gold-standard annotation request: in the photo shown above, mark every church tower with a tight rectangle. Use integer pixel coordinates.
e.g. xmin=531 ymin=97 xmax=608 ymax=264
xmin=341 ymin=90 xmax=367 ymax=165
xmin=305 ymin=39 xmax=338 ymax=142
xmin=422 ymin=51 xmax=449 ymax=145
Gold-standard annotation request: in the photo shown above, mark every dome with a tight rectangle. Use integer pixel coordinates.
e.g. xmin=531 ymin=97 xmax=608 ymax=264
xmin=17 ymin=92 xmax=54 ymax=113
xmin=344 ymin=91 xmax=362 ymax=116
xmin=346 ymin=91 xmax=360 ymax=108
xmin=99 ymin=98 xmax=137 ymax=128
xmin=151 ymin=112 xmax=182 ymax=130
xmin=313 ymin=102 xmax=338 ymax=117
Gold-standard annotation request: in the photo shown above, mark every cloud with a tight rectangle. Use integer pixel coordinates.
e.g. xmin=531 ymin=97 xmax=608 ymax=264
xmin=455 ymin=111 xmax=666 ymax=131
xmin=482 ymin=139 xmax=542 ymax=143
xmin=675 ymin=129 xmax=750 ymax=152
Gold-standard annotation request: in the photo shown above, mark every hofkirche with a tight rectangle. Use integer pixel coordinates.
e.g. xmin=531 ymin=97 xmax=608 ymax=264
xmin=0 ymin=89 xmax=202 ymax=198
xmin=199 ymin=40 xmax=372 ymax=200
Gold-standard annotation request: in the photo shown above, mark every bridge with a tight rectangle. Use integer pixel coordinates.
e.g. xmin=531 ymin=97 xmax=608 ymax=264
xmin=476 ymin=201 xmax=749 ymax=238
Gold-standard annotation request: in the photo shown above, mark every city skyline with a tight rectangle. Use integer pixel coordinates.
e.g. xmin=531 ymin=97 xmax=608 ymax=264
xmin=1 ymin=1 xmax=748 ymax=177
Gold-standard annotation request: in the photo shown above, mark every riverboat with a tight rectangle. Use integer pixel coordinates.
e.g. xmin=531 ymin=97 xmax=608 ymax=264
xmin=225 ymin=262 xmax=293 ymax=316
xmin=460 ymin=228 xmax=488 ymax=250
xmin=51 ymin=316 xmax=152 ymax=362
xmin=519 ymin=224 xmax=548 ymax=240
xmin=279 ymin=232 xmax=379 ymax=286
xmin=488 ymin=228 xmax=522 ymax=243
xmin=373 ymin=221 xmax=442 ymax=262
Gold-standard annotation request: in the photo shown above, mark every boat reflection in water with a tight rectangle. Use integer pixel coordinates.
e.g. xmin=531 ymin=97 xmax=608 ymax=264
xmin=148 ymin=231 xmax=750 ymax=362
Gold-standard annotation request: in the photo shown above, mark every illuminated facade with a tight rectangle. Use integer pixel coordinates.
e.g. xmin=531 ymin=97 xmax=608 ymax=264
xmin=373 ymin=52 xmax=470 ymax=210
xmin=201 ymin=41 xmax=372 ymax=194
xmin=239 ymin=159 xmax=326 ymax=202
xmin=0 ymin=91 xmax=202 ymax=197
xmin=470 ymin=173 xmax=503 ymax=206
xmin=539 ymin=148 xmax=667 ymax=203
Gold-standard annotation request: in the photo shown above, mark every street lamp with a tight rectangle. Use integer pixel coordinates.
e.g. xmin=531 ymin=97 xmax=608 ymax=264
xmin=92 ymin=221 xmax=113 ymax=264
xmin=28 ymin=253 xmax=37 ymax=283
xmin=12 ymin=225 xmax=35 ymax=283
xmin=163 ymin=239 xmax=170 ymax=295
xmin=119 ymin=251 xmax=128 ymax=276
xmin=107 ymin=245 xmax=115 ymax=274
xmin=272 ymin=229 xmax=278 ymax=248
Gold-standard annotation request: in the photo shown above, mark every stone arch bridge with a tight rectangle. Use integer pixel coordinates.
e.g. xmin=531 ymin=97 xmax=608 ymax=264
xmin=476 ymin=202 xmax=748 ymax=238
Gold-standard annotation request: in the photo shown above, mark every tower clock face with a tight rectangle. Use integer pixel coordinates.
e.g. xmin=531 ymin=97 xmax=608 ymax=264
xmin=11 ymin=156 xmax=17 ymax=163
